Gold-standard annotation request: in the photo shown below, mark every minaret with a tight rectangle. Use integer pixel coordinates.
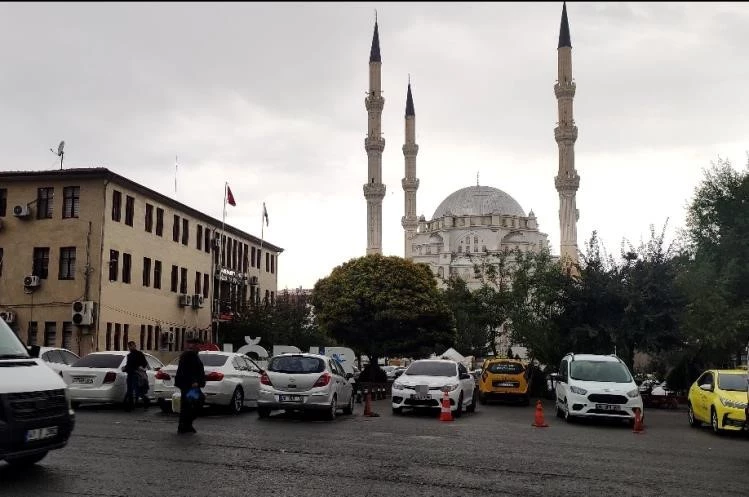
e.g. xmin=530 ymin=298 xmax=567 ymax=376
xmin=363 ymin=18 xmax=386 ymax=255
xmin=554 ymin=2 xmax=580 ymax=271
xmin=401 ymin=78 xmax=419 ymax=259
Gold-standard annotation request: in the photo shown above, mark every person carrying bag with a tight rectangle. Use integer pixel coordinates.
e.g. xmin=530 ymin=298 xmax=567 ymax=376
xmin=174 ymin=338 xmax=206 ymax=434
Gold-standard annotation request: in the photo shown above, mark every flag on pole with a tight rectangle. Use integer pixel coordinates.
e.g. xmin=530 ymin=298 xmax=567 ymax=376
xmin=226 ymin=185 xmax=236 ymax=206
xmin=263 ymin=202 xmax=269 ymax=226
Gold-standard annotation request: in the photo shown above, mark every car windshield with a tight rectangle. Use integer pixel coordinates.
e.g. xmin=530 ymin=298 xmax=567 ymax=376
xmin=405 ymin=362 xmax=456 ymax=377
xmin=268 ymin=355 xmax=325 ymax=374
xmin=199 ymin=354 xmax=229 ymax=367
xmin=570 ymin=360 xmax=631 ymax=383
xmin=487 ymin=362 xmax=524 ymax=375
xmin=72 ymin=354 xmax=124 ymax=369
xmin=0 ymin=319 xmax=30 ymax=358
xmin=718 ymin=373 xmax=747 ymax=392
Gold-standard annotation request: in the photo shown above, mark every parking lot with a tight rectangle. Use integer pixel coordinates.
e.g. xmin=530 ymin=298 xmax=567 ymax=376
xmin=1 ymin=398 xmax=747 ymax=497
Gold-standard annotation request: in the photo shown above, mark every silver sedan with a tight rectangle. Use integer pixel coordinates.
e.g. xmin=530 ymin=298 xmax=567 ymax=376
xmin=257 ymin=353 xmax=355 ymax=420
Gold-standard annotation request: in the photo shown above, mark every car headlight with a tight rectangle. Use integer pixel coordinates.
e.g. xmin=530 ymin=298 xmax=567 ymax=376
xmin=569 ymin=386 xmax=587 ymax=395
xmin=392 ymin=382 xmax=404 ymax=390
xmin=626 ymin=388 xmax=640 ymax=398
xmin=720 ymin=398 xmax=748 ymax=409
xmin=444 ymin=383 xmax=460 ymax=392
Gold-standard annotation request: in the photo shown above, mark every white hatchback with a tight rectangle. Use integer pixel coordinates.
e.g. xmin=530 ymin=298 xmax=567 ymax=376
xmin=391 ymin=359 xmax=477 ymax=417
xmin=555 ymin=353 xmax=643 ymax=424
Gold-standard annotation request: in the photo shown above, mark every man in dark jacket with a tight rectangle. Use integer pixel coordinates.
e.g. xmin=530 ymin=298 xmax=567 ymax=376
xmin=122 ymin=341 xmax=149 ymax=412
xmin=175 ymin=338 xmax=206 ymax=434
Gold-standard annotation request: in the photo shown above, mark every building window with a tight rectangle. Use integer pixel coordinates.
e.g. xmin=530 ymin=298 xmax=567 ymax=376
xmin=58 ymin=247 xmax=76 ymax=280
xmin=142 ymin=257 xmax=151 ymax=286
xmin=145 ymin=203 xmax=153 ymax=232
xmin=147 ymin=325 xmax=153 ymax=350
xmin=62 ymin=322 xmax=73 ymax=350
xmin=125 ymin=196 xmax=134 ymax=226
xmin=203 ymin=273 xmax=209 ymax=298
xmin=156 ymin=208 xmax=164 ymax=236
xmin=221 ymin=236 xmax=226 ymax=266
xmin=114 ymin=323 xmax=121 ymax=351
xmin=170 ymin=265 xmax=178 ymax=292
xmin=0 ymin=188 xmax=6 ymax=217
xmin=32 ymin=247 xmax=50 ymax=279
xmin=109 ymin=250 xmax=119 ymax=281
xmin=122 ymin=253 xmax=132 ymax=284
xmin=180 ymin=267 xmax=187 ymax=294
xmin=28 ymin=322 xmax=38 ymax=347
xmin=112 ymin=190 xmax=122 ymax=222
xmin=197 ymin=225 xmax=203 ymax=250
xmin=106 ymin=323 xmax=112 ymax=350
xmin=62 ymin=186 xmax=80 ymax=218
xmin=271 ymin=254 xmax=275 ymax=274
xmin=182 ymin=218 xmax=189 ymax=245
xmin=204 ymin=228 xmax=211 ymax=253
xmin=266 ymin=252 xmax=270 ymax=272
xmin=154 ymin=260 xmax=162 ymax=289
xmin=243 ymin=244 xmax=249 ymax=272
xmin=140 ymin=325 xmax=146 ymax=350
xmin=0 ymin=247 xmax=3 ymax=277
xmin=37 ymin=187 xmax=54 ymax=219
xmin=123 ymin=324 xmax=129 ymax=350
xmin=195 ymin=271 xmax=201 ymax=295
xmin=173 ymin=215 xmax=180 ymax=242
xmin=44 ymin=322 xmax=57 ymax=347
xmin=251 ymin=247 xmax=256 ymax=268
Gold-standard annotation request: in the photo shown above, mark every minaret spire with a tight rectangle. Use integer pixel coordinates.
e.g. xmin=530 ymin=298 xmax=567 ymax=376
xmin=554 ymin=1 xmax=580 ymax=273
xmin=402 ymin=77 xmax=419 ymax=259
xmin=364 ymin=18 xmax=386 ymax=255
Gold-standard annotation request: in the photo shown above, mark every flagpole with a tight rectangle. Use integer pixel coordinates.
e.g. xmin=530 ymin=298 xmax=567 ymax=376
xmin=216 ymin=182 xmax=227 ymax=344
xmin=259 ymin=203 xmax=265 ymax=305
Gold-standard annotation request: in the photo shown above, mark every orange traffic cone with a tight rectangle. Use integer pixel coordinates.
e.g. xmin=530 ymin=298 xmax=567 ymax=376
xmin=363 ymin=391 xmax=379 ymax=417
xmin=531 ymin=400 xmax=549 ymax=427
xmin=439 ymin=390 xmax=453 ymax=422
xmin=632 ymin=407 xmax=644 ymax=434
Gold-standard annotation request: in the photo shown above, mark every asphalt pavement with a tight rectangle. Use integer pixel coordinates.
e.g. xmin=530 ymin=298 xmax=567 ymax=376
xmin=1 ymin=398 xmax=747 ymax=497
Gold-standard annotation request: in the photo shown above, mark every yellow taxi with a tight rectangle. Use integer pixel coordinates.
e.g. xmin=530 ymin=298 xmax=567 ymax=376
xmin=478 ymin=358 xmax=530 ymax=405
xmin=687 ymin=368 xmax=748 ymax=434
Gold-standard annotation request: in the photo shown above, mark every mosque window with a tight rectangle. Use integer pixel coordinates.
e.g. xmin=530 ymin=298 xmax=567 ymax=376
xmin=474 ymin=237 xmax=478 ymax=244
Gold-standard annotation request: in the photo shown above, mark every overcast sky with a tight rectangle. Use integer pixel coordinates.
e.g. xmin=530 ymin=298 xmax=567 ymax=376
xmin=1 ymin=2 xmax=747 ymax=290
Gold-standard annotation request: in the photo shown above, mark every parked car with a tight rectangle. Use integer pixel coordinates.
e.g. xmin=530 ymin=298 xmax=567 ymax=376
xmin=391 ymin=359 xmax=477 ymax=417
xmin=478 ymin=358 xmax=531 ymax=405
xmin=62 ymin=351 xmax=164 ymax=407
xmin=39 ymin=347 xmax=80 ymax=376
xmin=154 ymin=351 xmax=263 ymax=414
xmin=257 ymin=353 xmax=355 ymax=420
xmin=382 ymin=365 xmax=398 ymax=381
xmin=687 ymin=368 xmax=748 ymax=434
xmin=392 ymin=367 xmax=407 ymax=379
xmin=0 ymin=319 xmax=75 ymax=467
xmin=555 ymin=353 xmax=643 ymax=424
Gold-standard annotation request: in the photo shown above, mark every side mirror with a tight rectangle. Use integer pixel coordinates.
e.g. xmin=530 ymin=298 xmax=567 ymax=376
xmin=345 ymin=373 xmax=354 ymax=380
xmin=27 ymin=345 xmax=40 ymax=358
xmin=699 ymin=383 xmax=713 ymax=392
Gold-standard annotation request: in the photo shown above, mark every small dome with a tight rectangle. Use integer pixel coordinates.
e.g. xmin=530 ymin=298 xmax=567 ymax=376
xmin=432 ymin=186 xmax=525 ymax=220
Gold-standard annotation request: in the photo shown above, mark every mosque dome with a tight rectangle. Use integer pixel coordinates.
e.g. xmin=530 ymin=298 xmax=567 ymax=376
xmin=431 ymin=185 xmax=526 ymax=220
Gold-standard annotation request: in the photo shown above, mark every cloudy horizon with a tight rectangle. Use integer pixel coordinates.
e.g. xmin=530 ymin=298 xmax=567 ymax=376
xmin=1 ymin=2 xmax=747 ymax=289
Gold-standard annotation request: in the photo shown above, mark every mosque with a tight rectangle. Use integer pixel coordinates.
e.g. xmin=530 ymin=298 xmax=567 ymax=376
xmin=363 ymin=3 xmax=581 ymax=290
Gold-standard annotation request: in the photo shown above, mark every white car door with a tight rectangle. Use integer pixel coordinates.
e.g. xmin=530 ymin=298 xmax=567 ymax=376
xmin=329 ymin=359 xmax=348 ymax=405
xmin=457 ymin=364 xmax=474 ymax=405
xmin=145 ymin=354 xmax=164 ymax=398
xmin=334 ymin=360 xmax=352 ymax=404
xmin=242 ymin=357 xmax=261 ymax=403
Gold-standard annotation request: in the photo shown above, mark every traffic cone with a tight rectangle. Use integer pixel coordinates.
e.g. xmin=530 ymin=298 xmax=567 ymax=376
xmin=632 ymin=407 xmax=644 ymax=434
xmin=531 ymin=400 xmax=549 ymax=428
xmin=363 ymin=391 xmax=379 ymax=417
xmin=439 ymin=391 xmax=453 ymax=422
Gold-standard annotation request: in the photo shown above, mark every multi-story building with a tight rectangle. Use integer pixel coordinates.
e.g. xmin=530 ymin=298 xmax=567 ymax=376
xmin=0 ymin=168 xmax=283 ymax=360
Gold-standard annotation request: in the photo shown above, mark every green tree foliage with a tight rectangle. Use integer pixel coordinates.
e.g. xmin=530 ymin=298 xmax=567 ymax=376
xmin=311 ymin=254 xmax=456 ymax=361
xmin=442 ymin=276 xmax=490 ymax=357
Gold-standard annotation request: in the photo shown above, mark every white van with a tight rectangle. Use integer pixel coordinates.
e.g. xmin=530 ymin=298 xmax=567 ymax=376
xmin=0 ymin=318 xmax=75 ymax=467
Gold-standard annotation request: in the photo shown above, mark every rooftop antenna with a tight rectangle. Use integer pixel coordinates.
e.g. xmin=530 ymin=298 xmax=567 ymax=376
xmin=50 ymin=140 xmax=65 ymax=170
xmin=375 ymin=8 xmax=377 ymax=23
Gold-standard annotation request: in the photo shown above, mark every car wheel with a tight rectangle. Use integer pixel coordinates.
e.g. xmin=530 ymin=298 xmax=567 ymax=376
xmin=325 ymin=396 xmax=337 ymax=421
xmin=229 ymin=387 xmax=244 ymax=415
xmin=563 ymin=399 xmax=574 ymax=423
xmin=556 ymin=402 xmax=564 ymax=419
xmin=711 ymin=407 xmax=722 ymax=434
xmin=479 ymin=392 xmax=487 ymax=405
xmin=392 ymin=406 xmax=403 ymax=415
xmin=466 ymin=389 xmax=478 ymax=413
xmin=342 ymin=394 xmax=354 ymax=415
xmin=71 ymin=401 xmax=80 ymax=410
xmin=454 ymin=393 xmax=463 ymax=418
xmin=158 ymin=399 xmax=173 ymax=414
xmin=6 ymin=451 xmax=48 ymax=467
xmin=257 ymin=407 xmax=272 ymax=419
xmin=687 ymin=403 xmax=701 ymax=428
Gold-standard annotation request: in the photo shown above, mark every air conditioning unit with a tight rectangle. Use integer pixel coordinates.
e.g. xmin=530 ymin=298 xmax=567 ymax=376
xmin=249 ymin=276 xmax=258 ymax=285
xmin=72 ymin=300 xmax=95 ymax=326
xmin=0 ymin=311 xmax=16 ymax=324
xmin=23 ymin=275 xmax=41 ymax=288
xmin=191 ymin=294 xmax=204 ymax=309
xmin=13 ymin=204 xmax=31 ymax=218
xmin=178 ymin=294 xmax=192 ymax=307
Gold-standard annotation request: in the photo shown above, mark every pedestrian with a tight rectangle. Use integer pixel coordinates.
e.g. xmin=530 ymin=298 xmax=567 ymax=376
xmin=122 ymin=341 xmax=150 ymax=411
xmin=174 ymin=338 xmax=206 ymax=434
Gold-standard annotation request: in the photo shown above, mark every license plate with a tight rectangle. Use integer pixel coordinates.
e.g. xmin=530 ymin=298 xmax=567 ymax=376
xmin=72 ymin=376 xmax=95 ymax=384
xmin=279 ymin=395 xmax=303 ymax=402
xmin=410 ymin=394 xmax=431 ymax=401
xmin=596 ymin=404 xmax=619 ymax=411
xmin=26 ymin=426 xmax=58 ymax=442
xmin=497 ymin=382 xmax=515 ymax=387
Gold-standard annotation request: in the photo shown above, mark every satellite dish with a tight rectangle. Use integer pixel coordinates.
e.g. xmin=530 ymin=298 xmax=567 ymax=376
xmin=57 ymin=140 xmax=65 ymax=156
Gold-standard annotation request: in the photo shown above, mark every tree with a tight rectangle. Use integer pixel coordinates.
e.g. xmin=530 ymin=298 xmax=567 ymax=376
xmin=442 ymin=276 xmax=490 ymax=357
xmin=311 ymin=255 xmax=456 ymax=362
